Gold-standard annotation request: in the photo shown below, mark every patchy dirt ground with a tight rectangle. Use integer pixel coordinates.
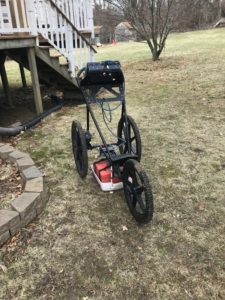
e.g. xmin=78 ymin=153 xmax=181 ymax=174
xmin=0 ymin=85 xmax=62 ymax=127
xmin=0 ymin=159 xmax=22 ymax=210
xmin=1 ymin=30 xmax=225 ymax=299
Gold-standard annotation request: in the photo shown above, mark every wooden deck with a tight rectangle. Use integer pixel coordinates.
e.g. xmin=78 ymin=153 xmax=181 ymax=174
xmin=0 ymin=35 xmax=36 ymax=50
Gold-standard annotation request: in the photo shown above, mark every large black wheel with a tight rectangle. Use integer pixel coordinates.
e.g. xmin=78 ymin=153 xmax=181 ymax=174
xmin=117 ymin=115 xmax=142 ymax=162
xmin=71 ymin=120 xmax=88 ymax=178
xmin=123 ymin=159 xmax=154 ymax=224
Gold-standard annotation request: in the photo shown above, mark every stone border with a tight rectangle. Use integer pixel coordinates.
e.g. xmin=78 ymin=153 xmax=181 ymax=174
xmin=0 ymin=143 xmax=48 ymax=247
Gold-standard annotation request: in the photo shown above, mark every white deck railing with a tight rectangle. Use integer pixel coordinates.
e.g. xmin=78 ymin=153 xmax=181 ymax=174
xmin=0 ymin=0 xmax=31 ymax=33
xmin=35 ymin=0 xmax=95 ymax=76
xmin=0 ymin=0 xmax=93 ymax=34
xmin=0 ymin=0 xmax=95 ymax=77
xmin=52 ymin=0 xmax=94 ymax=33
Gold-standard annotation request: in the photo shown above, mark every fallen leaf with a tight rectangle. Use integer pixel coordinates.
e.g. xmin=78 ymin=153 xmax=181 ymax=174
xmin=122 ymin=225 xmax=128 ymax=231
xmin=197 ymin=203 xmax=205 ymax=211
xmin=0 ymin=262 xmax=7 ymax=273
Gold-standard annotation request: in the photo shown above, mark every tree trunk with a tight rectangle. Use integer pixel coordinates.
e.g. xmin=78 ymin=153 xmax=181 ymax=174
xmin=152 ymin=52 xmax=159 ymax=61
xmin=152 ymin=48 xmax=160 ymax=61
xmin=147 ymin=40 xmax=160 ymax=61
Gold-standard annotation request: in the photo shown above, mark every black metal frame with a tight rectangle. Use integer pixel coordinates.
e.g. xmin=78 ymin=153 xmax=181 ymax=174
xmin=79 ymin=61 xmax=138 ymax=179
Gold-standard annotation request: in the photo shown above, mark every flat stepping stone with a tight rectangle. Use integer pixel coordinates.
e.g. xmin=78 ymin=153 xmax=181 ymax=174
xmin=8 ymin=150 xmax=29 ymax=163
xmin=25 ymin=177 xmax=44 ymax=193
xmin=0 ymin=145 xmax=14 ymax=159
xmin=21 ymin=166 xmax=43 ymax=182
xmin=16 ymin=157 xmax=35 ymax=170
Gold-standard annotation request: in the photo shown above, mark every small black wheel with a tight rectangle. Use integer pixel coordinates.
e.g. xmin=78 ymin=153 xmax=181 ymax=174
xmin=71 ymin=120 xmax=88 ymax=178
xmin=117 ymin=115 xmax=142 ymax=161
xmin=123 ymin=159 xmax=154 ymax=224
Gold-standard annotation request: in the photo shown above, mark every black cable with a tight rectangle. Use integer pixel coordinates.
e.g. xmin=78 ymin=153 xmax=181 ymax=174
xmin=102 ymin=100 xmax=112 ymax=122
xmin=97 ymin=99 xmax=125 ymax=146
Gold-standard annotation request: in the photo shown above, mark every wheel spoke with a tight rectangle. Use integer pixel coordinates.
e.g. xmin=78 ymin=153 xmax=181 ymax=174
xmin=133 ymin=183 xmax=145 ymax=211
xmin=134 ymin=185 xmax=145 ymax=195
xmin=122 ymin=126 xmax=128 ymax=141
xmin=126 ymin=180 xmax=133 ymax=193
xmin=131 ymin=145 xmax=136 ymax=155
xmin=130 ymin=169 xmax=138 ymax=186
xmin=128 ymin=123 xmax=131 ymax=140
xmin=132 ymin=195 xmax=138 ymax=207
xmin=124 ymin=144 xmax=128 ymax=154
xmin=129 ymin=169 xmax=146 ymax=211
xmin=136 ymin=195 xmax=146 ymax=211
xmin=127 ymin=124 xmax=132 ymax=151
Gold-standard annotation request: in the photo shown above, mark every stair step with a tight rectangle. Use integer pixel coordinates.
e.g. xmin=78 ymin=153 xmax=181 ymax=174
xmin=60 ymin=62 xmax=69 ymax=67
xmin=38 ymin=46 xmax=52 ymax=53
xmin=50 ymin=53 xmax=63 ymax=59
xmin=39 ymin=45 xmax=52 ymax=49
xmin=35 ymin=46 xmax=78 ymax=89
xmin=60 ymin=63 xmax=73 ymax=74
xmin=39 ymin=41 xmax=52 ymax=47
xmin=60 ymin=62 xmax=70 ymax=72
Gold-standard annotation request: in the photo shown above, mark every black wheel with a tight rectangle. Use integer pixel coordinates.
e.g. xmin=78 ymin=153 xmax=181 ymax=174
xmin=123 ymin=159 xmax=154 ymax=224
xmin=71 ymin=120 xmax=88 ymax=178
xmin=117 ymin=115 xmax=142 ymax=161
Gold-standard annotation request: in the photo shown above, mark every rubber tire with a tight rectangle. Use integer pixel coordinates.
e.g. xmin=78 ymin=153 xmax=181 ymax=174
xmin=71 ymin=120 xmax=88 ymax=178
xmin=123 ymin=159 xmax=154 ymax=224
xmin=117 ymin=115 xmax=142 ymax=162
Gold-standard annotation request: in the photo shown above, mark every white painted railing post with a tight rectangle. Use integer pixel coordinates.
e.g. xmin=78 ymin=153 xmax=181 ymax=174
xmin=89 ymin=49 xmax=95 ymax=63
xmin=67 ymin=24 xmax=76 ymax=77
xmin=87 ymin=0 xmax=94 ymax=38
xmin=0 ymin=2 xmax=3 ymax=30
xmin=27 ymin=0 xmax=37 ymax=36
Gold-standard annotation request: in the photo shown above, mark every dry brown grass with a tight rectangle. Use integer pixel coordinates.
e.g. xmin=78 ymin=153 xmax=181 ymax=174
xmin=0 ymin=29 xmax=225 ymax=299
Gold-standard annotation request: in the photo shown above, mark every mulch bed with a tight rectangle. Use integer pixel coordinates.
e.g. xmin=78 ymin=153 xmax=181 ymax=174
xmin=0 ymin=158 xmax=23 ymax=210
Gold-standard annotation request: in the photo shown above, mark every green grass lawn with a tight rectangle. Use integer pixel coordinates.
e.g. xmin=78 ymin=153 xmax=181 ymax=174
xmin=96 ymin=28 xmax=225 ymax=61
xmin=1 ymin=28 xmax=225 ymax=299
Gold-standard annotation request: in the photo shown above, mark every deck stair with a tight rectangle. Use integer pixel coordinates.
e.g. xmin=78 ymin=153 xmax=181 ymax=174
xmin=0 ymin=0 xmax=96 ymax=112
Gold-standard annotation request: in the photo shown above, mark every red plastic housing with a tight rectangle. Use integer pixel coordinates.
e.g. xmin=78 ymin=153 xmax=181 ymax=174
xmin=94 ymin=160 xmax=122 ymax=184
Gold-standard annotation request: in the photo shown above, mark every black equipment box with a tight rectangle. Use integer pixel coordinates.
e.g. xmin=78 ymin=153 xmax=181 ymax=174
xmin=80 ymin=61 xmax=124 ymax=86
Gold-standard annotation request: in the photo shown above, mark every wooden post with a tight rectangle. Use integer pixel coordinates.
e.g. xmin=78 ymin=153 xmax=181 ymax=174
xmin=0 ymin=55 xmax=13 ymax=107
xmin=19 ymin=63 xmax=27 ymax=88
xmin=27 ymin=48 xmax=43 ymax=115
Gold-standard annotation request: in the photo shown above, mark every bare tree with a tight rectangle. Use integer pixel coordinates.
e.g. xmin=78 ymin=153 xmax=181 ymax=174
xmin=219 ymin=0 xmax=225 ymax=16
xmin=174 ymin=0 xmax=220 ymax=31
xmin=105 ymin=0 xmax=175 ymax=61
xmin=94 ymin=2 xmax=123 ymax=43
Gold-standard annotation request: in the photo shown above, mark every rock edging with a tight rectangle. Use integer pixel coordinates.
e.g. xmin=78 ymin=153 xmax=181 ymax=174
xmin=0 ymin=143 xmax=48 ymax=247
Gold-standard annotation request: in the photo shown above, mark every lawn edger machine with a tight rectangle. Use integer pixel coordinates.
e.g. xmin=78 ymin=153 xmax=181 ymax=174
xmin=71 ymin=60 xmax=154 ymax=224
